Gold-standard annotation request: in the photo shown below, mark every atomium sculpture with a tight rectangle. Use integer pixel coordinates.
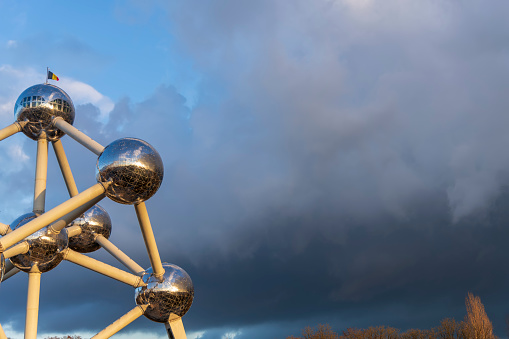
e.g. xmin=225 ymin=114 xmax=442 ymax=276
xmin=0 ymin=82 xmax=193 ymax=339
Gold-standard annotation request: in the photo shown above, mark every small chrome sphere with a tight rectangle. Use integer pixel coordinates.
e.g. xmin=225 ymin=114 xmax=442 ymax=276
xmin=134 ymin=263 xmax=194 ymax=323
xmin=14 ymin=83 xmax=75 ymax=141
xmin=9 ymin=213 xmax=68 ymax=273
xmin=67 ymin=204 xmax=112 ymax=253
xmin=96 ymin=138 xmax=164 ymax=204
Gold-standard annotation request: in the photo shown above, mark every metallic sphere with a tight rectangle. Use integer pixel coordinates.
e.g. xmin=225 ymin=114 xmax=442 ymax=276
xmin=96 ymin=138 xmax=164 ymax=204
xmin=0 ymin=253 xmax=4 ymax=285
xmin=67 ymin=204 xmax=112 ymax=253
xmin=9 ymin=213 xmax=68 ymax=273
xmin=14 ymin=83 xmax=75 ymax=141
xmin=134 ymin=263 xmax=194 ymax=323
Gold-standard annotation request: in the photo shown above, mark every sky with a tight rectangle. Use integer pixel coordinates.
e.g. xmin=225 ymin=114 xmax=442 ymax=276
xmin=1 ymin=0 xmax=509 ymax=338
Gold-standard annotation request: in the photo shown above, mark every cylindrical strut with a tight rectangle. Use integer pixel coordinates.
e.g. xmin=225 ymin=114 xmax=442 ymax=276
xmin=33 ymin=132 xmax=48 ymax=215
xmin=25 ymin=267 xmax=41 ymax=339
xmin=3 ymin=241 xmax=29 ymax=259
xmin=52 ymin=139 xmax=79 ymax=197
xmin=48 ymin=194 xmax=105 ymax=234
xmin=134 ymin=202 xmax=165 ymax=279
xmin=52 ymin=117 xmax=105 ymax=155
xmin=92 ymin=305 xmax=148 ymax=339
xmin=63 ymin=248 xmax=145 ymax=288
xmin=95 ymin=234 xmax=145 ymax=276
xmin=0 ymin=323 xmax=7 ymax=339
xmin=165 ymin=317 xmax=188 ymax=339
xmin=0 ymin=121 xmax=26 ymax=142
xmin=0 ymin=182 xmax=107 ymax=252
xmin=0 ymin=222 xmax=11 ymax=236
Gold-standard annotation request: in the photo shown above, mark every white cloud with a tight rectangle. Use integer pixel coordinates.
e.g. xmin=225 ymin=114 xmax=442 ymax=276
xmin=59 ymin=79 xmax=114 ymax=122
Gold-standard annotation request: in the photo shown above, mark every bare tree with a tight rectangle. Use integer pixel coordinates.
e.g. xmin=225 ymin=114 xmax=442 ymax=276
xmin=287 ymin=324 xmax=339 ymax=339
xmin=288 ymin=293 xmax=497 ymax=339
xmin=464 ymin=292 xmax=496 ymax=339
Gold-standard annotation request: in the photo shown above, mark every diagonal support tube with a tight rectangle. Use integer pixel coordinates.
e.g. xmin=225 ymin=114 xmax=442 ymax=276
xmin=2 ymin=266 xmax=20 ymax=281
xmin=66 ymin=225 xmax=82 ymax=238
xmin=63 ymin=248 xmax=145 ymax=288
xmin=52 ymin=139 xmax=79 ymax=197
xmin=134 ymin=202 xmax=165 ymax=279
xmin=2 ymin=260 xmax=21 ymax=281
xmin=3 ymin=241 xmax=28 ymax=259
xmin=0 ymin=183 xmax=108 ymax=252
xmin=25 ymin=267 xmax=41 ymax=339
xmin=0 ymin=121 xmax=27 ymax=142
xmin=0 ymin=323 xmax=7 ymax=339
xmin=48 ymin=194 xmax=105 ymax=234
xmin=95 ymin=234 xmax=145 ymax=276
xmin=4 ymin=259 xmax=15 ymax=274
xmin=0 ymin=222 xmax=11 ymax=236
xmin=52 ymin=117 xmax=105 ymax=155
xmin=92 ymin=305 xmax=148 ymax=339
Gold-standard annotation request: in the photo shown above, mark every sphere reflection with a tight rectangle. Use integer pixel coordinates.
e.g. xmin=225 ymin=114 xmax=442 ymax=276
xmin=14 ymin=84 xmax=75 ymax=141
xmin=96 ymin=138 xmax=164 ymax=204
xmin=9 ymin=213 xmax=68 ymax=273
xmin=0 ymin=253 xmax=4 ymax=285
xmin=67 ymin=204 xmax=112 ymax=253
xmin=134 ymin=263 xmax=194 ymax=323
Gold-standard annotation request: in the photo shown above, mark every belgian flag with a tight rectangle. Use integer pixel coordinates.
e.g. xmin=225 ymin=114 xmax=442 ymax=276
xmin=47 ymin=70 xmax=59 ymax=81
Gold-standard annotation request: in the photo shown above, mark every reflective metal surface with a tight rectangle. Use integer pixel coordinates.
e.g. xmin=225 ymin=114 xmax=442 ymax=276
xmin=9 ymin=213 xmax=68 ymax=273
xmin=134 ymin=263 xmax=194 ymax=323
xmin=67 ymin=204 xmax=112 ymax=253
xmin=96 ymin=138 xmax=164 ymax=204
xmin=14 ymin=84 xmax=75 ymax=141
xmin=0 ymin=253 xmax=4 ymax=284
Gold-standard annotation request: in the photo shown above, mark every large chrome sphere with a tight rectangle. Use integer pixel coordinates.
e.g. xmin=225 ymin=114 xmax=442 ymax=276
xmin=14 ymin=83 xmax=75 ymax=141
xmin=67 ymin=204 xmax=112 ymax=253
xmin=134 ymin=263 xmax=194 ymax=323
xmin=9 ymin=213 xmax=68 ymax=273
xmin=96 ymin=138 xmax=164 ymax=204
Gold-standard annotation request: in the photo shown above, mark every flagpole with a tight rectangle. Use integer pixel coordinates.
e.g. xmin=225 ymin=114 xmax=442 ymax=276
xmin=45 ymin=67 xmax=48 ymax=84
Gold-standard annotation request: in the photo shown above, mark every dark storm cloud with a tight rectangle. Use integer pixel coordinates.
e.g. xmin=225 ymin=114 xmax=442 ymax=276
xmin=119 ymin=1 xmax=509 ymax=337
xmin=3 ymin=1 xmax=509 ymax=338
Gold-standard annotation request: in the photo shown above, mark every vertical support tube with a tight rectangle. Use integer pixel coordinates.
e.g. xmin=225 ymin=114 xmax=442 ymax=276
xmin=52 ymin=117 xmax=105 ymax=155
xmin=134 ymin=202 xmax=165 ymax=279
xmin=95 ymin=235 xmax=145 ymax=276
xmin=91 ymin=305 xmax=148 ymax=339
xmin=52 ymin=139 xmax=79 ymax=197
xmin=0 ymin=323 xmax=7 ymax=339
xmin=33 ymin=132 xmax=48 ymax=215
xmin=165 ymin=318 xmax=187 ymax=339
xmin=25 ymin=267 xmax=41 ymax=339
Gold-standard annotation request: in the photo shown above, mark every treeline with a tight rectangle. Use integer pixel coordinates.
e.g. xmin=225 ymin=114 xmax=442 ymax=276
xmin=288 ymin=293 xmax=497 ymax=339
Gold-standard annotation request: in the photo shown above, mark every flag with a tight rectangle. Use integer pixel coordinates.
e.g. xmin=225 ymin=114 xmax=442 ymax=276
xmin=48 ymin=70 xmax=59 ymax=81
